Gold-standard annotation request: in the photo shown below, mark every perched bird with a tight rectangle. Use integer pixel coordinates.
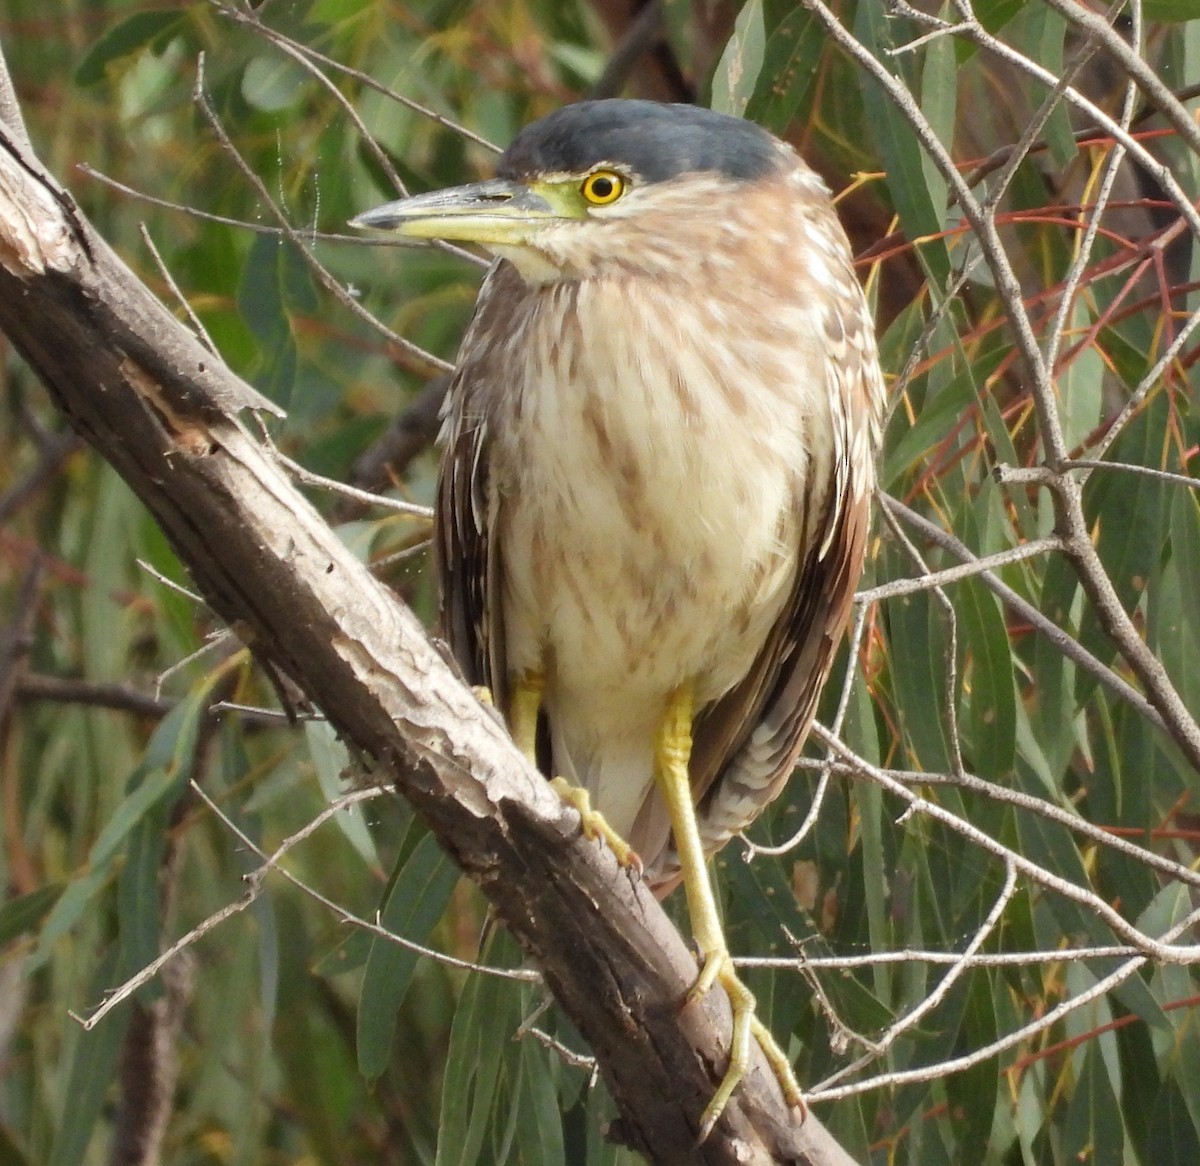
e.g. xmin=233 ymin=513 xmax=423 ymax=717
xmin=353 ymin=99 xmax=885 ymax=1136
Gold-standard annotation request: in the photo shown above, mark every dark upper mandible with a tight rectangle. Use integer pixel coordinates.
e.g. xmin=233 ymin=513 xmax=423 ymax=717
xmin=496 ymin=99 xmax=788 ymax=186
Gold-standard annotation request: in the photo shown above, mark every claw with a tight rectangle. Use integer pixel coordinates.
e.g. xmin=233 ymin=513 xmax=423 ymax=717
xmin=551 ymin=777 xmax=643 ymax=872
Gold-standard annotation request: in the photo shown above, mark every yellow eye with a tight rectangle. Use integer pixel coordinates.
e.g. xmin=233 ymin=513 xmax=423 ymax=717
xmin=581 ymin=170 xmax=625 ymax=206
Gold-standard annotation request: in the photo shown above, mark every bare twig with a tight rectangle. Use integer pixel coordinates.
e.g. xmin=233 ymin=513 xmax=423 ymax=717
xmin=815 ymin=860 xmax=1018 ymax=1085
xmin=1065 ymin=459 xmax=1199 ymax=491
xmin=805 ymin=0 xmax=1200 ymax=768
xmin=855 ymin=536 xmax=1062 ymax=605
xmin=810 ymin=725 xmax=1200 ymax=963
xmin=209 ymin=2 xmax=502 ymax=155
xmin=138 ymin=223 xmax=217 ymax=354
xmin=191 ymin=54 xmax=454 ymax=376
xmin=880 ymin=496 xmax=1165 ymax=731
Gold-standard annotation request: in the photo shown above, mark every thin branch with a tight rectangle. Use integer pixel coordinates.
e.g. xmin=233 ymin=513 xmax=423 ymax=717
xmin=1065 ymin=459 xmax=1199 ymax=491
xmin=1039 ymin=0 xmax=1200 ymax=160
xmin=1042 ymin=38 xmax=1138 ymax=377
xmin=809 ymin=898 xmax=1200 ymax=1101
xmin=878 ymin=490 xmax=966 ymax=776
xmin=855 ymin=536 xmax=1062 ymax=605
xmin=788 ymin=751 xmax=1200 ymax=894
xmin=811 ymin=725 xmax=1200 ymax=964
xmin=1083 ymin=300 xmax=1200 ymax=469
xmin=740 ymin=943 xmax=1156 ymax=972
xmin=815 ymin=860 xmax=1019 ymax=1085
xmin=209 ymin=2 xmax=502 ymax=155
xmin=17 ymin=675 xmax=173 ymax=719
xmin=191 ymin=54 xmax=454 ymax=376
xmin=138 ymin=223 xmax=217 ymax=354
xmin=880 ymin=496 xmax=1165 ymax=731
xmin=274 ymin=448 xmax=433 ymax=518
xmin=76 ymin=785 xmax=540 ymax=1032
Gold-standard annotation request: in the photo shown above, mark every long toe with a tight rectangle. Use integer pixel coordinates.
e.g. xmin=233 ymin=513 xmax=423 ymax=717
xmin=695 ymin=957 xmax=803 ymax=1141
xmin=550 ymin=777 xmax=643 ymax=871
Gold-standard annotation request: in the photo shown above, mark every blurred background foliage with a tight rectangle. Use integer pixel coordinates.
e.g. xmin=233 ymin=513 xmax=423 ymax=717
xmin=2 ymin=1 xmax=1200 ymax=1164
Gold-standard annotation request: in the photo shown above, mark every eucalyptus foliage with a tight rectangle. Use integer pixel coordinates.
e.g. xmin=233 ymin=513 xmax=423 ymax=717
xmin=2 ymin=2 xmax=1199 ymax=1164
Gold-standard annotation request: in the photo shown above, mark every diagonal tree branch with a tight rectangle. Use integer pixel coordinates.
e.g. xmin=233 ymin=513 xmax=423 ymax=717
xmin=0 ymin=48 xmax=859 ymax=1166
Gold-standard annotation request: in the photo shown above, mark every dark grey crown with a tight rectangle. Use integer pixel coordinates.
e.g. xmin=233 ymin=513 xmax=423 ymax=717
xmin=496 ymin=100 xmax=786 ymax=186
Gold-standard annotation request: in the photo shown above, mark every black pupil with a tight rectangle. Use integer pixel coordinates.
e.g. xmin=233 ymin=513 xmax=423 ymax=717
xmin=591 ymin=176 xmax=614 ymax=198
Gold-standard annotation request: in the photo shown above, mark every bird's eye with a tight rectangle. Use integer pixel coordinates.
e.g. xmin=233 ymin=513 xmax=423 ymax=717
xmin=581 ymin=170 xmax=625 ymax=206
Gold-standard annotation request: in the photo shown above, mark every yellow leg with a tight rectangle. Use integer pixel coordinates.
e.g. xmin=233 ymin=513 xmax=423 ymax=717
xmin=509 ymin=671 xmax=544 ymax=762
xmin=656 ymin=682 xmax=803 ymax=1140
xmin=510 ymin=673 xmax=640 ymax=870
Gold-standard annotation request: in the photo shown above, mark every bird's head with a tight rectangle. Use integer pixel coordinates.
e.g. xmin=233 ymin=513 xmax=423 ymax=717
xmin=350 ymin=100 xmax=804 ymax=284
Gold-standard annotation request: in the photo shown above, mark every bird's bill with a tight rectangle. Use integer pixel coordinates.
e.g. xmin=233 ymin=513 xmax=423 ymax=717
xmin=349 ymin=178 xmax=563 ymax=246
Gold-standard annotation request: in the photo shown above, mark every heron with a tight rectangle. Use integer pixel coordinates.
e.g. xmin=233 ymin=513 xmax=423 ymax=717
xmin=352 ymin=98 xmax=885 ymax=1138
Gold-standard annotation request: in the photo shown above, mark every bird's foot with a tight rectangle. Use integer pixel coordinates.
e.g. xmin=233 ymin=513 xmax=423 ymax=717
xmin=550 ymin=777 xmax=642 ymax=873
xmin=689 ymin=947 xmax=805 ymax=1142
xmin=471 ymin=685 xmax=494 ymax=707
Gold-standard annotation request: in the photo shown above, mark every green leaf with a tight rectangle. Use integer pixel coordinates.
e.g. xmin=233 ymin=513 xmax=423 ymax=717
xmin=855 ymin=5 xmax=951 ymax=285
xmin=711 ymin=0 xmax=765 ymax=117
xmin=1150 ymin=489 xmax=1200 ymax=716
xmin=117 ymin=810 xmax=172 ymax=989
xmin=1024 ymin=8 xmax=1077 ymax=167
xmin=886 ymin=588 xmax=951 ymax=771
xmin=514 ymin=1040 xmax=565 ymax=1165
xmin=958 ymin=577 xmax=1017 ymax=780
xmin=47 ymin=951 xmax=130 ymax=1166
xmin=313 ymin=928 xmax=373 ymax=978
xmin=435 ymin=938 xmax=520 ymax=1166
xmin=241 ymin=55 xmax=308 ymax=113
xmin=95 ymin=692 xmax=207 ymax=866
xmin=357 ymin=834 xmax=460 ymax=1080
xmin=1059 ymin=303 xmax=1105 ymax=452
xmin=1027 ymin=551 xmax=1081 ymax=785
xmin=944 ymin=973 xmax=1000 ymax=1157
xmin=237 ymin=233 xmax=317 ymax=409
xmin=1145 ymin=0 xmax=1200 ymax=19
xmin=976 ymin=0 xmax=1025 ymax=36
xmin=741 ymin=3 xmax=824 ymax=134
xmin=719 ymin=842 xmax=894 ymax=1039
xmin=1063 ymin=1044 xmax=1125 ymax=1166
xmin=882 ymin=364 xmax=976 ymax=489
xmin=0 ymin=884 xmax=64 ymax=947
xmin=33 ymin=694 xmax=207 ymax=968
xmin=30 ymin=870 xmax=112 ymax=972
xmin=75 ymin=9 xmax=185 ymax=86
xmin=0 ymin=1122 xmax=34 ymax=1166
xmin=305 ymin=721 xmax=380 ymax=869
xmin=271 ymin=897 xmax=350 ymax=1166
xmin=1078 ymin=399 xmax=1171 ymax=688
xmin=1146 ymin=1078 xmax=1200 ymax=1165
